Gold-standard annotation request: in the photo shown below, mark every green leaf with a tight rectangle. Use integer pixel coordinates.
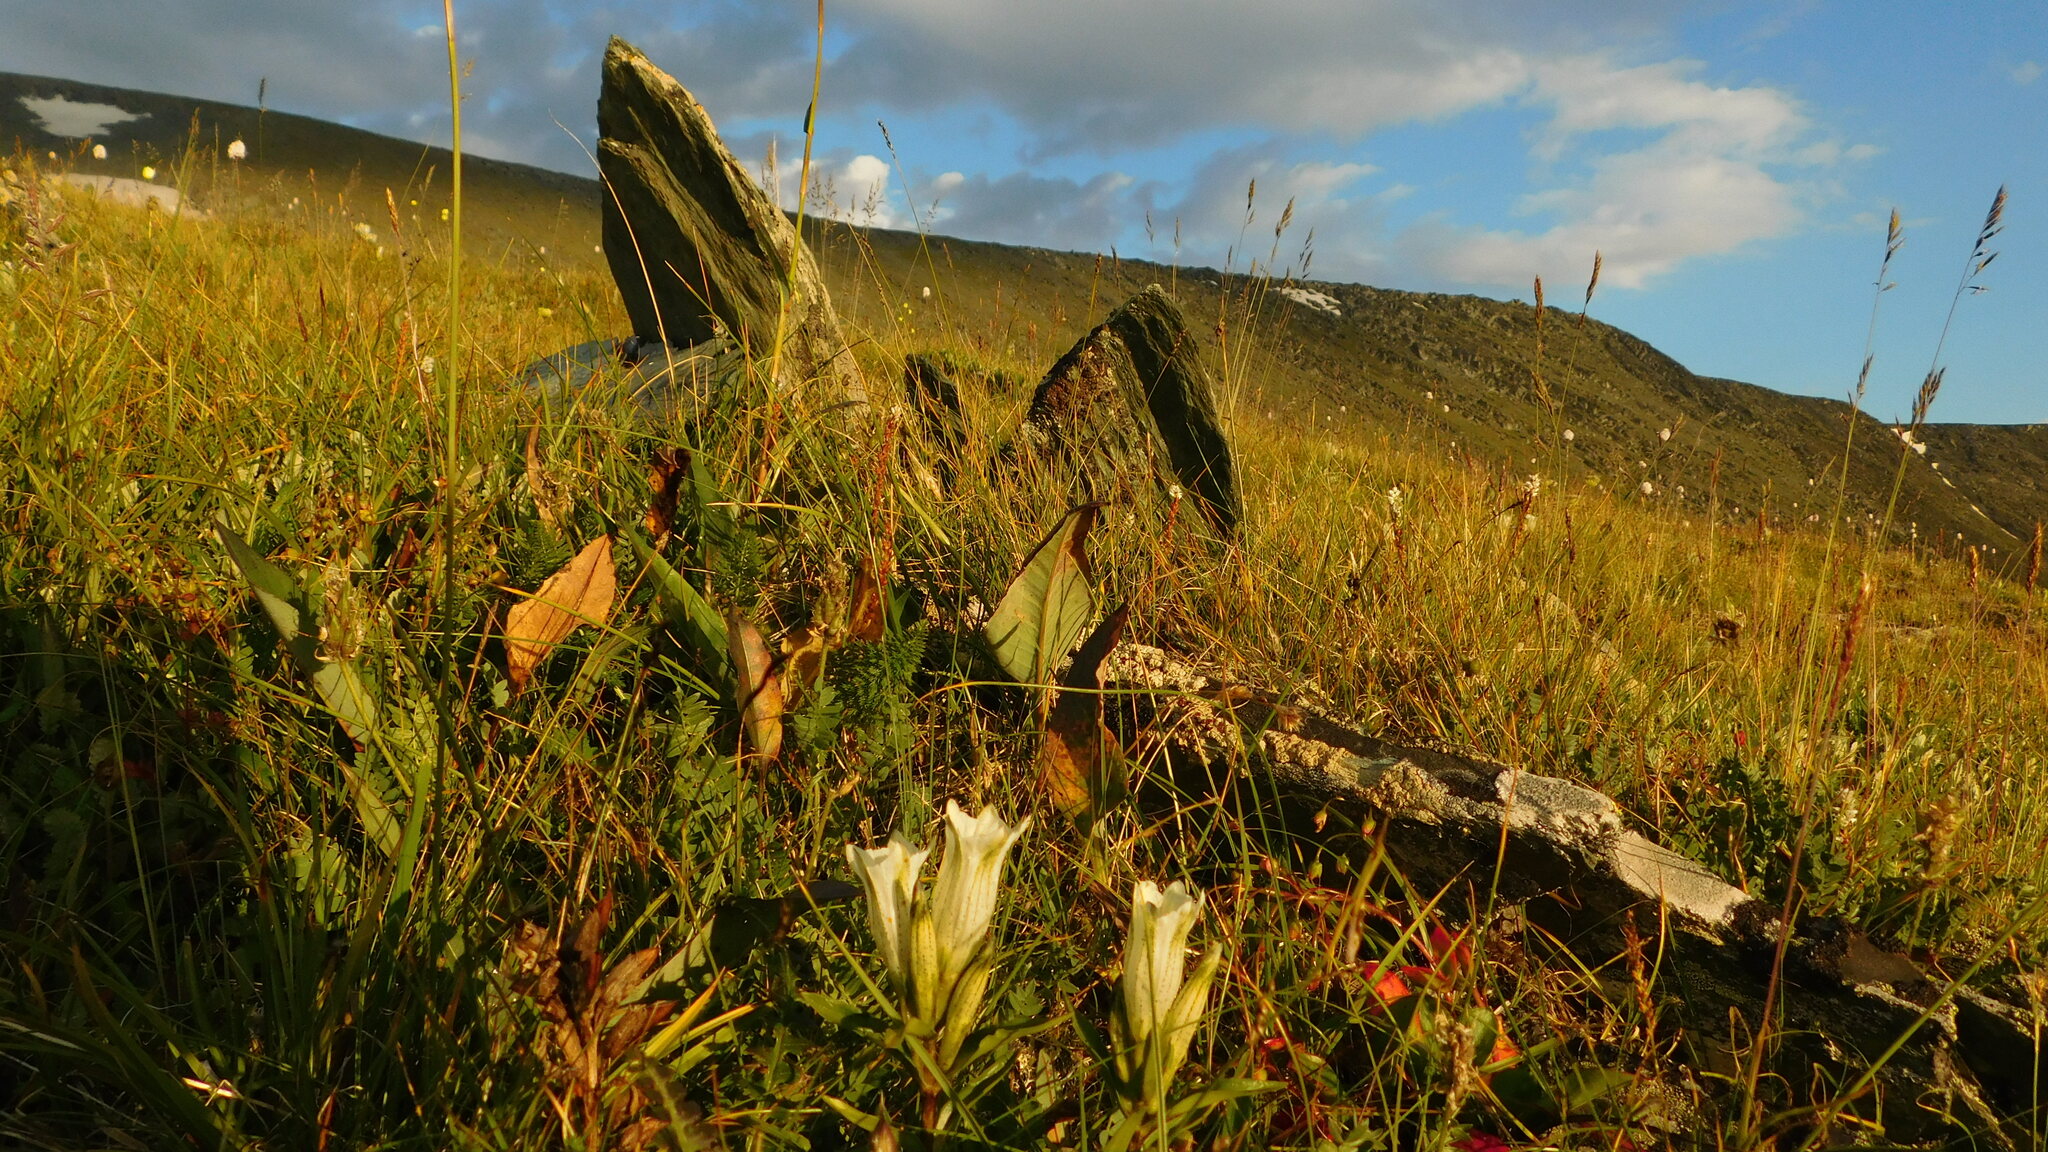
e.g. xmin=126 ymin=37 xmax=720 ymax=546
xmin=1557 ymin=1065 xmax=1638 ymax=1113
xmin=625 ymin=529 xmax=730 ymax=689
xmin=984 ymin=504 xmax=1101 ymax=685
xmin=220 ymin=526 xmax=399 ymax=857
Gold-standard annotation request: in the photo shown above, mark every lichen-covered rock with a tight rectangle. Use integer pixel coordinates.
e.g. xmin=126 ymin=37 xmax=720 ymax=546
xmin=1022 ymin=286 xmax=1240 ymax=535
xmin=1096 ymin=639 xmax=2044 ymax=1146
xmin=596 ymin=37 xmax=863 ymax=406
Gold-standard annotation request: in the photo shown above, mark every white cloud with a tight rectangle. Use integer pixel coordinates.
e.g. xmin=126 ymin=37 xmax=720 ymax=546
xmin=750 ymin=138 xmax=908 ymax=228
xmin=0 ymin=0 xmax=1859 ymax=294
xmin=1389 ymin=55 xmax=1843 ymax=291
xmin=2013 ymin=60 xmax=2043 ymax=85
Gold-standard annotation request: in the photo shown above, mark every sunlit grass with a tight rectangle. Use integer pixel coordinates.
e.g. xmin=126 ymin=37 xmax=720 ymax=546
xmin=2 ymin=152 xmax=2045 ymax=1150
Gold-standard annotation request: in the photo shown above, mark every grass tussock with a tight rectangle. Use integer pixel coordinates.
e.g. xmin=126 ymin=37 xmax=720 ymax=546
xmin=3 ymin=154 xmax=2047 ymax=1150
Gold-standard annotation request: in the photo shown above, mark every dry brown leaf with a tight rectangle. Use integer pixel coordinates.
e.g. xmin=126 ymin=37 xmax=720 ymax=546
xmin=646 ymin=446 xmax=687 ymax=540
xmin=779 ymin=621 xmax=828 ymax=703
xmin=727 ymin=610 xmax=784 ymax=763
xmin=505 ymin=536 xmax=617 ymax=693
xmin=848 ymin=558 xmax=886 ymax=643
xmin=1036 ymin=603 xmax=1130 ymax=824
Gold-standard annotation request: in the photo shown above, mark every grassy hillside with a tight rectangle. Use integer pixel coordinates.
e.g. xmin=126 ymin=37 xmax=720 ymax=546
xmin=6 ymin=69 xmax=2041 ymax=557
xmin=6 ymin=77 xmax=2048 ymax=1150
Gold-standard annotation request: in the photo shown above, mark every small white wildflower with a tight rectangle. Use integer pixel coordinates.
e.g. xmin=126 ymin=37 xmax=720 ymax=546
xmin=593 ymin=244 xmax=602 ymax=254
xmin=353 ymin=222 xmax=376 ymax=242
xmin=921 ymin=285 xmax=932 ymax=299
xmin=227 ymin=139 xmax=247 ymax=161
xmin=92 ymin=144 xmax=107 ymax=160
xmin=420 ymin=356 xmax=436 ymax=376
xmin=1640 ymin=481 xmax=1655 ymax=496
xmin=1563 ymin=428 xmax=1575 ymax=442
xmin=1114 ymin=881 xmax=1220 ymax=1109
xmin=537 ymin=245 xmax=546 ymax=256
xmin=1386 ymin=486 xmax=1405 ymax=518
xmin=1659 ymin=427 xmax=1672 ymax=442
xmin=1442 ymin=404 xmax=1450 ymax=413
xmin=1167 ymin=483 xmax=1184 ymax=501
xmin=1425 ymin=390 xmax=1434 ymax=400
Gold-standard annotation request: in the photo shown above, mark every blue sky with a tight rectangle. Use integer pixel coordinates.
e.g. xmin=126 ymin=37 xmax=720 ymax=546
xmin=3 ymin=0 xmax=2041 ymax=423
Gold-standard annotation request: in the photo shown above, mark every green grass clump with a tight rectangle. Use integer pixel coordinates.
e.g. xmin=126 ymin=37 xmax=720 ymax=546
xmin=3 ymin=156 xmax=2047 ymax=1152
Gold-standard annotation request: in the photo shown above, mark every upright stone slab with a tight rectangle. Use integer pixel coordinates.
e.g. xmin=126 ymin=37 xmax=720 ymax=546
xmin=1023 ymin=286 xmax=1241 ymax=535
xmin=596 ymin=37 xmax=864 ymax=405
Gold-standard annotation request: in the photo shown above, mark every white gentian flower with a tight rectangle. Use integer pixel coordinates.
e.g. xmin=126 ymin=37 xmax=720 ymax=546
xmin=848 ymin=803 xmax=1029 ymax=1096
xmin=845 ymin=832 xmax=932 ymax=997
xmin=227 ymin=139 xmax=247 ymax=161
xmin=92 ymin=144 xmax=107 ymax=160
xmin=928 ymin=802 xmax=1029 ymax=992
xmin=1115 ymin=881 xmax=1221 ymax=1106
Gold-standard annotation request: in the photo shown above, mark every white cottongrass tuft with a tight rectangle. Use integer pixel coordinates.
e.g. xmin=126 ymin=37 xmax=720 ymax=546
xmin=227 ymin=139 xmax=247 ymax=161
xmin=92 ymin=144 xmax=107 ymax=160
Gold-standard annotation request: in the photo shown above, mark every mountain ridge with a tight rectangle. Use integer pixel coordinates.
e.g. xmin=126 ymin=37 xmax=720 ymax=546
xmin=7 ymin=67 xmax=2041 ymax=555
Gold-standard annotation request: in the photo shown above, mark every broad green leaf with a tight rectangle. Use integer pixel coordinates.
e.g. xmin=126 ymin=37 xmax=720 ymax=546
xmin=220 ymin=526 xmax=398 ymax=856
xmin=625 ymin=529 xmax=730 ymax=687
xmin=985 ymin=504 xmax=1100 ymax=685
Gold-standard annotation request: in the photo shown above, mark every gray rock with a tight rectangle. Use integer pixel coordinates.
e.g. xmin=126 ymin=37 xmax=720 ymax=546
xmin=1022 ymin=286 xmax=1241 ymax=535
xmin=903 ymin=353 xmax=965 ymax=453
xmin=596 ymin=37 xmax=864 ymax=407
xmin=514 ymin=335 xmax=746 ymax=417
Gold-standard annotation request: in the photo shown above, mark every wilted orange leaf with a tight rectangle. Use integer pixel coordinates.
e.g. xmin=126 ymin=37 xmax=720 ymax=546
xmin=727 ymin=610 xmax=783 ymax=763
xmin=847 ymin=558 xmax=886 ymax=643
xmin=646 ymin=447 xmax=688 ymax=539
xmin=779 ymin=621 xmax=828 ymax=704
xmin=1035 ymin=603 xmax=1129 ymax=823
xmin=505 ymin=536 xmax=616 ymax=693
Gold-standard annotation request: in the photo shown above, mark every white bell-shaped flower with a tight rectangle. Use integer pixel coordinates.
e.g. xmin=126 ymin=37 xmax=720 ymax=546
xmin=928 ymin=802 xmax=1030 ymax=992
xmin=844 ymin=832 xmax=930 ymax=997
xmin=1116 ymin=880 xmax=1221 ymax=1103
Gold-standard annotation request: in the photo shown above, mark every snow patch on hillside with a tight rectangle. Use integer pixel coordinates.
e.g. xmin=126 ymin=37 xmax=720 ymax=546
xmin=20 ymin=95 xmax=145 ymax=138
xmin=1278 ymin=286 xmax=1342 ymax=316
